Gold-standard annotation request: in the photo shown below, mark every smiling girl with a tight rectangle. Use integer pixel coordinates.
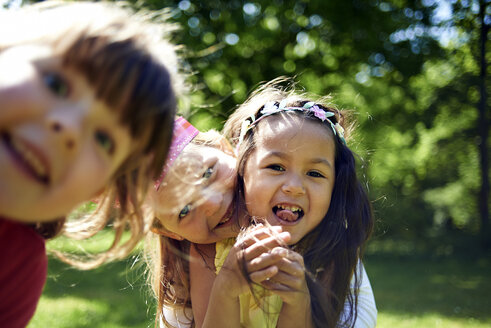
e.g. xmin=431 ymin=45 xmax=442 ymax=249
xmin=0 ymin=2 xmax=181 ymax=327
xmin=145 ymin=91 xmax=376 ymax=327
xmin=198 ymin=82 xmax=375 ymax=328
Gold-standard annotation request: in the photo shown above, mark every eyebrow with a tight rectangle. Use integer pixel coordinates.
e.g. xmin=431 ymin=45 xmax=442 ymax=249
xmin=310 ymin=158 xmax=334 ymax=170
xmin=267 ymin=151 xmax=334 ymax=169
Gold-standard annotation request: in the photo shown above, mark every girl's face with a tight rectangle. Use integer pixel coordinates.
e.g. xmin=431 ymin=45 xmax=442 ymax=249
xmin=243 ymin=115 xmax=336 ymax=244
xmin=0 ymin=44 xmax=138 ymax=222
xmin=150 ymin=145 xmax=239 ymax=244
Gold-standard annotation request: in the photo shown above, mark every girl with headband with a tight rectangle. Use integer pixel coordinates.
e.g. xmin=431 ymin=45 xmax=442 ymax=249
xmin=197 ymin=80 xmax=375 ymax=328
xmin=145 ymin=80 xmax=376 ymax=327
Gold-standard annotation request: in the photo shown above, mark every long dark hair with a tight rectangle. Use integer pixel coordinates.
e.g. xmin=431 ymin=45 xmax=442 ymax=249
xmin=229 ymin=90 xmax=373 ymax=328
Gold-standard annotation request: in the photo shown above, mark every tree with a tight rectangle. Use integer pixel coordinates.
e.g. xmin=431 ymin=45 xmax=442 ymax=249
xmin=23 ymin=0 xmax=490 ymax=250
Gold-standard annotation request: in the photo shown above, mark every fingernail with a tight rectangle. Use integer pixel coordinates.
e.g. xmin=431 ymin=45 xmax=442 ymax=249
xmin=279 ymin=231 xmax=290 ymax=239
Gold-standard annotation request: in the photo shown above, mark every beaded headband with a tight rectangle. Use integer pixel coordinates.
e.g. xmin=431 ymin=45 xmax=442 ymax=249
xmin=238 ymin=100 xmax=346 ymax=146
xmin=154 ymin=116 xmax=199 ymax=190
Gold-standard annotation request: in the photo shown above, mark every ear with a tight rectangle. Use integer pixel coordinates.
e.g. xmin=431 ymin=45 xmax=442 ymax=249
xmin=150 ymin=219 xmax=184 ymax=241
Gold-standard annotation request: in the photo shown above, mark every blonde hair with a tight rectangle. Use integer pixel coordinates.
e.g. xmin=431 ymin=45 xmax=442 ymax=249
xmin=1 ymin=1 xmax=185 ymax=269
xmin=144 ymin=129 xmax=234 ymax=327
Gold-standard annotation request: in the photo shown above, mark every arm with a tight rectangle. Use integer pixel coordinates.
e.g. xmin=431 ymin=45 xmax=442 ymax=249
xmin=351 ymin=263 xmax=377 ymax=328
xmin=201 ymin=264 xmax=242 ymax=328
xmin=200 ymin=226 xmax=290 ymax=328
xmin=189 ymin=243 xmax=218 ymax=328
xmin=338 ymin=262 xmax=377 ymax=328
xmin=264 ymin=247 xmax=314 ymax=328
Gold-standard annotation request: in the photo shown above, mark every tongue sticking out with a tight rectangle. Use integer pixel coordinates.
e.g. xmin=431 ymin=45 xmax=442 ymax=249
xmin=276 ymin=209 xmax=299 ymax=222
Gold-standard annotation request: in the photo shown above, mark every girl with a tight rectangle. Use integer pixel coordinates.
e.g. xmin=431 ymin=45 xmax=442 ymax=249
xmin=146 ymin=96 xmax=376 ymax=327
xmin=198 ymin=82 xmax=374 ymax=328
xmin=146 ymin=120 xmax=242 ymax=327
xmin=0 ymin=1 xmax=182 ymax=327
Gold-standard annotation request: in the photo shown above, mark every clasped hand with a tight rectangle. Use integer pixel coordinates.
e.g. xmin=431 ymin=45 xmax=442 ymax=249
xmin=220 ymin=224 xmax=310 ymax=306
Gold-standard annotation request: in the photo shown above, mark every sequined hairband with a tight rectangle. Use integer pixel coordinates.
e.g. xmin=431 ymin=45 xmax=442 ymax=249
xmin=154 ymin=116 xmax=199 ymax=190
xmin=238 ymin=100 xmax=346 ymax=146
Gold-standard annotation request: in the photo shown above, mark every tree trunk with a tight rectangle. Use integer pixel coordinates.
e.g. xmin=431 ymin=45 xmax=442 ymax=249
xmin=478 ymin=0 xmax=490 ymax=249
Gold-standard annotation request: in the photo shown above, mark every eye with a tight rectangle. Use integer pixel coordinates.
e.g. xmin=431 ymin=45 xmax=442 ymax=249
xmin=267 ymin=164 xmax=284 ymax=172
xmin=179 ymin=204 xmax=191 ymax=219
xmin=202 ymin=166 xmax=214 ymax=179
xmin=307 ymin=171 xmax=325 ymax=178
xmin=95 ymin=130 xmax=115 ymax=154
xmin=42 ymin=72 xmax=70 ymax=98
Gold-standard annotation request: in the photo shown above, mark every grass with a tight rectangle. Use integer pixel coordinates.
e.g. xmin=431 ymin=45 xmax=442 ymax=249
xmin=28 ymin=234 xmax=491 ymax=327
xmin=364 ymin=255 xmax=491 ymax=328
xmin=28 ymin=232 xmax=155 ymax=328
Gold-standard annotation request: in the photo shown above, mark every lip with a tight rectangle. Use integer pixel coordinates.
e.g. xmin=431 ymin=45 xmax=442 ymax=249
xmin=1 ymin=132 xmax=50 ymax=185
xmin=271 ymin=202 xmax=304 ymax=226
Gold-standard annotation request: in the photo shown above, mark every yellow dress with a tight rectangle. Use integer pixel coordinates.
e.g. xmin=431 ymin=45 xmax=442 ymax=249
xmin=215 ymin=238 xmax=283 ymax=328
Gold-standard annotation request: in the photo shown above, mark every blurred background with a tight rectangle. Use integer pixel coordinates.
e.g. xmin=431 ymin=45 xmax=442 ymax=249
xmin=2 ymin=0 xmax=489 ymax=327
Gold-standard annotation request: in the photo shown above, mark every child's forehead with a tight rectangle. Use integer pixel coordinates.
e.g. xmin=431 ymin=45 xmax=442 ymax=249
xmin=173 ymin=148 xmax=206 ymax=171
xmin=173 ymin=144 xmax=222 ymax=167
xmin=255 ymin=113 xmax=333 ymax=144
xmin=258 ymin=112 xmax=325 ymax=132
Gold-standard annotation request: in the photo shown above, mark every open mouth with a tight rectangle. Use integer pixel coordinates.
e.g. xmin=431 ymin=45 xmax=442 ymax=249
xmin=2 ymin=132 xmax=50 ymax=185
xmin=216 ymin=201 xmax=234 ymax=228
xmin=273 ymin=204 xmax=304 ymax=223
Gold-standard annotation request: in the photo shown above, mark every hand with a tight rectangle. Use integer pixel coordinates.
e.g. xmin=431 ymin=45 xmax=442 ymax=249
xmin=216 ymin=225 xmax=291 ymax=298
xmin=260 ymin=247 xmax=310 ymax=306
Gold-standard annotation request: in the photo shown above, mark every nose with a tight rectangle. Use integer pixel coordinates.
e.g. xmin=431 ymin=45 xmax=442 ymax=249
xmin=46 ymin=107 xmax=83 ymax=151
xmin=281 ymin=173 xmax=305 ymax=196
xmin=199 ymin=190 xmax=223 ymax=217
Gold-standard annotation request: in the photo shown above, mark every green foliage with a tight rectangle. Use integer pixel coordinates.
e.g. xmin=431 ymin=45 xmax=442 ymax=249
xmin=132 ymin=0 xmax=488 ymax=246
xmin=27 ymin=0 xmax=489 ymax=245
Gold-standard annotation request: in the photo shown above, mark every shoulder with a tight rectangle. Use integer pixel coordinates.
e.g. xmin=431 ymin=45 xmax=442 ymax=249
xmin=161 ymin=304 xmax=193 ymax=328
xmin=0 ymin=218 xmax=47 ymax=268
xmin=0 ymin=218 xmax=48 ymax=327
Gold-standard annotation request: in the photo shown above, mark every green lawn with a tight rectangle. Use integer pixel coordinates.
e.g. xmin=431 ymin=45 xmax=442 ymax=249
xmin=365 ymin=255 xmax=491 ymax=328
xmin=28 ymin=235 xmax=491 ymax=327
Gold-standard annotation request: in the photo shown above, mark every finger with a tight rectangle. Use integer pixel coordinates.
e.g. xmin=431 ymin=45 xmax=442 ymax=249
xmin=242 ymin=233 xmax=291 ymax=260
xmin=274 ymin=257 xmax=305 ymax=277
xmin=270 ymin=247 xmax=305 ymax=267
xmin=267 ymin=270 xmax=306 ymax=292
xmin=249 ymin=265 xmax=278 ymax=283
xmin=236 ymin=226 xmax=286 ymax=248
xmin=261 ymin=279 xmax=293 ymax=291
xmin=247 ymin=251 xmax=285 ymax=272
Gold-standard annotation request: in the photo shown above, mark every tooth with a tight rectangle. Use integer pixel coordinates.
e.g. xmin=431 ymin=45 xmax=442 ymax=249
xmin=33 ymin=157 xmax=45 ymax=176
xmin=11 ymin=136 xmax=47 ymax=178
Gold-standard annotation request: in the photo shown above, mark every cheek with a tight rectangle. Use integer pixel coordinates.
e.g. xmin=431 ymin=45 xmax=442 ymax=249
xmin=317 ymin=186 xmax=333 ymax=216
xmin=0 ymin=81 xmax=44 ymax=127
xmin=68 ymin=153 xmax=111 ymax=198
xmin=243 ymin=174 xmax=258 ymax=203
